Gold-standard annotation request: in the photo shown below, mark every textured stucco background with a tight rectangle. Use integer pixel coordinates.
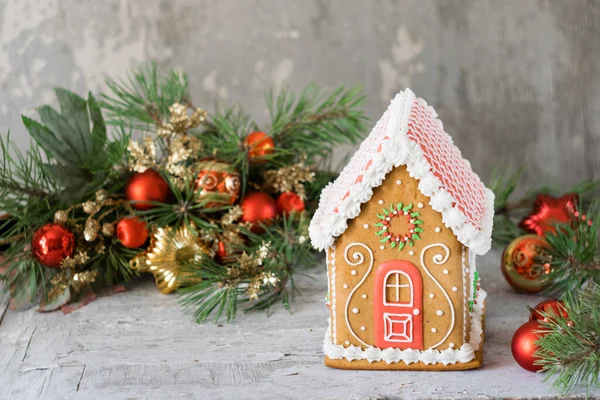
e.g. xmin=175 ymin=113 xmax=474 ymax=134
xmin=1 ymin=0 xmax=599 ymax=187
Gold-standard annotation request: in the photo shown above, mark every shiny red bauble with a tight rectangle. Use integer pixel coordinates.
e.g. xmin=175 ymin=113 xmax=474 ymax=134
xmin=116 ymin=217 xmax=149 ymax=248
xmin=244 ymin=131 xmax=274 ymax=163
xmin=529 ymin=299 xmax=567 ymax=323
xmin=32 ymin=224 xmax=75 ymax=267
xmin=511 ymin=321 xmax=546 ymax=372
xmin=277 ymin=192 xmax=305 ymax=215
xmin=126 ymin=170 xmax=170 ymax=210
xmin=240 ymin=192 xmax=278 ymax=231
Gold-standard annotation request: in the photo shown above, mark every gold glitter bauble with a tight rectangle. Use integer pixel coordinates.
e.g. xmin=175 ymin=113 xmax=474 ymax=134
xmin=54 ymin=210 xmax=68 ymax=225
xmin=83 ymin=201 xmax=100 ymax=215
xmin=194 ymin=160 xmax=241 ymax=207
xmin=143 ymin=225 xmax=211 ymax=294
xmin=102 ymin=223 xmax=115 ymax=237
xmin=84 ymin=219 xmax=100 ymax=242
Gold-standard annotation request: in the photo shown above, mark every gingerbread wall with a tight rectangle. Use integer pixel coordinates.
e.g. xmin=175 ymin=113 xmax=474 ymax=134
xmin=328 ymin=165 xmax=472 ymax=351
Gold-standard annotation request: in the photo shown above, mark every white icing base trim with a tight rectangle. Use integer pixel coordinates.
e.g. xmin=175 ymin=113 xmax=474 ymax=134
xmin=309 ymin=89 xmax=495 ymax=256
xmin=323 ymin=290 xmax=487 ymax=366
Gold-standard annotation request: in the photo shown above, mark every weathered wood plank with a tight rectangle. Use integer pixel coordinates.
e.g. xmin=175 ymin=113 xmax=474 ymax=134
xmin=1 ymin=250 xmax=599 ymax=399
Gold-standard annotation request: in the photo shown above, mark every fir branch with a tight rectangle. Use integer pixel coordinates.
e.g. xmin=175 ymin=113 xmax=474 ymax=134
xmin=541 ymin=201 xmax=600 ymax=296
xmin=0 ymin=132 xmax=57 ymax=200
xmin=101 ymin=63 xmax=190 ymax=130
xmin=95 ymin=243 xmax=141 ymax=285
xmin=267 ymin=84 xmax=367 ymax=163
xmin=178 ymin=213 xmax=312 ymax=322
xmin=536 ymin=283 xmax=600 ymax=393
xmin=199 ymin=105 xmax=258 ymax=186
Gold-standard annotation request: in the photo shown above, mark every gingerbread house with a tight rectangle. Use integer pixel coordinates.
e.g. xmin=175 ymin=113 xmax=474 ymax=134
xmin=309 ymin=88 xmax=494 ymax=370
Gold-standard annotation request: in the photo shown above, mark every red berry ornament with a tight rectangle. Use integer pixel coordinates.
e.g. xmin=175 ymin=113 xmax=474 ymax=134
xmin=511 ymin=321 xmax=546 ymax=372
xmin=240 ymin=192 xmax=278 ymax=232
xmin=277 ymin=192 xmax=305 ymax=215
xmin=32 ymin=224 xmax=75 ymax=267
xmin=117 ymin=217 xmax=149 ymax=249
xmin=244 ymin=131 xmax=274 ymax=163
xmin=126 ymin=170 xmax=170 ymax=210
xmin=529 ymin=299 xmax=567 ymax=323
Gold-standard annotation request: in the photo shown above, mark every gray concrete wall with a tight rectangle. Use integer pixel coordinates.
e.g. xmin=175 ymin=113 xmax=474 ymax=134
xmin=1 ymin=0 xmax=599 ymax=187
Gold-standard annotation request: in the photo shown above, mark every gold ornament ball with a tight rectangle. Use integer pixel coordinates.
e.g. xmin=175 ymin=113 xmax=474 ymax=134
xmin=194 ymin=160 xmax=241 ymax=207
xmin=501 ymin=234 xmax=551 ymax=293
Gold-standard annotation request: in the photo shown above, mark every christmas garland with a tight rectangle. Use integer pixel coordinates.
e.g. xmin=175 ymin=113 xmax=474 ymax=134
xmin=0 ymin=64 xmax=367 ymax=321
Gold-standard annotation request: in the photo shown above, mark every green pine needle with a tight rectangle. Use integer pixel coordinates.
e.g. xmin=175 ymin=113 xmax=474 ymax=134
xmin=536 ymin=283 xmax=600 ymax=393
xmin=101 ymin=62 xmax=190 ymax=130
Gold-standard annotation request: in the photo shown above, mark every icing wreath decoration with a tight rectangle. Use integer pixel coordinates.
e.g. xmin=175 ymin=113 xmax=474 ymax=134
xmin=375 ymin=202 xmax=423 ymax=250
xmin=0 ymin=63 xmax=368 ymax=322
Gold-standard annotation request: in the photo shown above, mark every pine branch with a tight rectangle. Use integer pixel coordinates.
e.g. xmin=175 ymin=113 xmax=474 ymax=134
xmin=267 ymin=84 xmax=367 ymax=163
xmin=177 ymin=213 xmax=312 ymax=322
xmin=536 ymin=283 xmax=600 ymax=393
xmin=541 ymin=201 xmax=600 ymax=296
xmin=101 ymin=63 xmax=190 ymax=130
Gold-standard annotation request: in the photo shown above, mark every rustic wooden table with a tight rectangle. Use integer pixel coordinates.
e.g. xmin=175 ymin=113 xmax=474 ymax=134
xmin=0 ymin=250 xmax=597 ymax=399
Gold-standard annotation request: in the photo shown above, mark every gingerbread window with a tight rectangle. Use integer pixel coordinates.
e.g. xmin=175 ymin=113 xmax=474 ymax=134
xmin=383 ymin=271 xmax=413 ymax=306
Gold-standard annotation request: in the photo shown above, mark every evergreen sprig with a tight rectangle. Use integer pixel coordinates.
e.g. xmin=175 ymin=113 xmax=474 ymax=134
xmin=267 ymin=84 xmax=367 ymax=164
xmin=536 ymin=283 xmax=600 ymax=393
xmin=102 ymin=62 xmax=190 ymax=130
xmin=541 ymin=201 xmax=600 ymax=297
xmin=178 ymin=212 xmax=312 ymax=322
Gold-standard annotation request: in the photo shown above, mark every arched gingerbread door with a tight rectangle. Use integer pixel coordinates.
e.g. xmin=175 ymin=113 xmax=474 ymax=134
xmin=374 ymin=260 xmax=423 ymax=349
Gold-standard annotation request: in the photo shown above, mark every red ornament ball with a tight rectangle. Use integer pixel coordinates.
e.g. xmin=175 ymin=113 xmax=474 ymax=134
xmin=501 ymin=235 xmax=551 ymax=293
xmin=529 ymin=299 xmax=568 ymax=323
xmin=277 ymin=192 xmax=305 ymax=215
xmin=117 ymin=217 xmax=149 ymax=249
xmin=240 ymin=192 xmax=278 ymax=231
xmin=126 ymin=169 xmax=170 ymax=210
xmin=32 ymin=224 xmax=75 ymax=268
xmin=511 ymin=320 xmax=547 ymax=372
xmin=244 ymin=131 xmax=274 ymax=163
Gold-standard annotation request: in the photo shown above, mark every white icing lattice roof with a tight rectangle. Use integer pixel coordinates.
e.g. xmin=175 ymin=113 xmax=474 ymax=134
xmin=309 ymin=89 xmax=494 ymax=255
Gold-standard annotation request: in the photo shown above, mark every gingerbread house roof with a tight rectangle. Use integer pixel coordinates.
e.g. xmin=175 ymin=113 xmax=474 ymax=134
xmin=309 ymin=88 xmax=494 ymax=255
